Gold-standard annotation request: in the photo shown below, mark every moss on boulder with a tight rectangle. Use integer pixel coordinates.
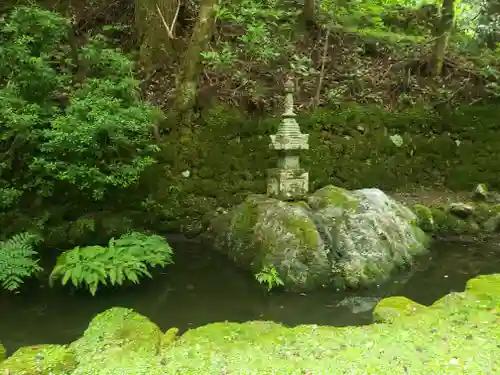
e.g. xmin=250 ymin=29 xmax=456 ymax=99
xmin=431 ymin=291 xmax=471 ymax=309
xmin=0 ymin=344 xmax=76 ymax=375
xmin=373 ymin=296 xmax=427 ymax=323
xmin=208 ymin=194 xmax=330 ymax=290
xmin=307 ymin=185 xmax=359 ymax=211
xmin=474 ymin=203 xmax=500 ymax=231
xmin=430 ymin=205 xmax=475 ymax=233
xmin=429 ymin=275 xmax=500 ymax=315
xmin=70 ymin=307 xmax=162 ymax=371
xmin=313 ymin=187 xmax=428 ymax=289
xmin=412 ymin=203 xmax=434 ymax=231
xmin=207 ymin=186 xmax=428 ymax=290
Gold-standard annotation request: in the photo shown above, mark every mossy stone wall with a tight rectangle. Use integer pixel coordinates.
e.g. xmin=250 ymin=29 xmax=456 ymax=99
xmin=141 ymin=103 xmax=500 ymax=232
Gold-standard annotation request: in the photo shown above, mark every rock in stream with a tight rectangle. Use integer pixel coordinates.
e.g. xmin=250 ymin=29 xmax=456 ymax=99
xmin=206 ymin=185 xmax=429 ymax=291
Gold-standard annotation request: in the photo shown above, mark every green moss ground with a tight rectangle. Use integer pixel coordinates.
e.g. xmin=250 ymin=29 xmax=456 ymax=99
xmin=0 ymin=344 xmax=76 ymax=375
xmin=124 ymin=274 xmax=500 ymax=374
xmin=1 ymin=274 xmax=499 ymax=374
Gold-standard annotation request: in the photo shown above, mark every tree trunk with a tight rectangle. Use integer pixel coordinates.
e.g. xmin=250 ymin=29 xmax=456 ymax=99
xmin=134 ymin=0 xmax=180 ymax=67
xmin=301 ymin=0 xmax=316 ymax=26
xmin=173 ymin=0 xmax=218 ymax=114
xmin=429 ymin=0 xmax=455 ymax=76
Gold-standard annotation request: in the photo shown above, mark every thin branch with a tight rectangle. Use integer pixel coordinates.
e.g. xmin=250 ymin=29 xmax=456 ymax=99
xmin=155 ymin=0 xmax=181 ymax=39
xmin=171 ymin=0 xmax=181 ymax=35
xmin=314 ymin=28 xmax=330 ymax=107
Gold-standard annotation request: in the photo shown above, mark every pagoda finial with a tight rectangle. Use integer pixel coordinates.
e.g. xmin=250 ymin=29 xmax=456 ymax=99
xmin=283 ymin=78 xmax=295 ymax=117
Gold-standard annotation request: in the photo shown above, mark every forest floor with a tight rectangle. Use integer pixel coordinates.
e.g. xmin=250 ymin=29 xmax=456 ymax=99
xmin=392 ymin=186 xmax=470 ymax=206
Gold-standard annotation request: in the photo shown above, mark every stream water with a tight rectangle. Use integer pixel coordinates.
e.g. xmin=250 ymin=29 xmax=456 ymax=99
xmin=1 ymin=234 xmax=499 ymax=355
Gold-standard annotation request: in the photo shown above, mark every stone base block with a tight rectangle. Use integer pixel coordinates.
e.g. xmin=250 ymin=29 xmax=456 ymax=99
xmin=267 ymin=168 xmax=309 ymax=201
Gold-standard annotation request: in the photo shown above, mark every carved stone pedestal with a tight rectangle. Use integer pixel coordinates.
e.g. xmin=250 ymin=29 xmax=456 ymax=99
xmin=267 ymin=168 xmax=309 ymax=201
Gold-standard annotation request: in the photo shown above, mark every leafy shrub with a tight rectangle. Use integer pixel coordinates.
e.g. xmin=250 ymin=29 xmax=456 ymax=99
xmin=0 ymin=232 xmax=42 ymax=291
xmin=49 ymin=232 xmax=174 ymax=295
xmin=0 ymin=6 xmax=162 ymax=241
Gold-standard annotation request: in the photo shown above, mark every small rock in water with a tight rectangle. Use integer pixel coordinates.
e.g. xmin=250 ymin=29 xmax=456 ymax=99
xmin=336 ymin=296 xmax=382 ymax=314
xmin=448 ymin=203 xmax=474 ymax=219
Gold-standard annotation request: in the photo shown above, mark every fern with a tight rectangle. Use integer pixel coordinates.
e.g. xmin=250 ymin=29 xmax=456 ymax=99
xmin=255 ymin=265 xmax=284 ymax=291
xmin=49 ymin=232 xmax=174 ymax=295
xmin=0 ymin=232 xmax=43 ymax=291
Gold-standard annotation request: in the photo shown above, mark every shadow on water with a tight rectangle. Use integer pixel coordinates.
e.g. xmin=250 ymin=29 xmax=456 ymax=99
xmin=1 ymin=234 xmax=500 ymax=354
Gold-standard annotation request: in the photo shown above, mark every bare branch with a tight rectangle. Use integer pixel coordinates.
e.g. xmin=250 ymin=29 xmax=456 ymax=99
xmin=155 ymin=0 xmax=181 ymax=39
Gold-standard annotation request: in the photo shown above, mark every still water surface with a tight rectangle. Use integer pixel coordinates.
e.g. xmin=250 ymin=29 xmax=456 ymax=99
xmin=1 ymin=235 xmax=499 ymax=354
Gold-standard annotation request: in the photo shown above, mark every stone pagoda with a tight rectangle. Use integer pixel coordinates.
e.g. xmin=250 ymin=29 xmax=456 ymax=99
xmin=267 ymin=78 xmax=309 ymax=201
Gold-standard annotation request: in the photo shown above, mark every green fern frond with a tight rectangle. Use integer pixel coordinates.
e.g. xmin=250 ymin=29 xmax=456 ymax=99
xmin=0 ymin=232 xmax=43 ymax=291
xmin=49 ymin=232 xmax=174 ymax=295
xmin=255 ymin=265 xmax=285 ymax=292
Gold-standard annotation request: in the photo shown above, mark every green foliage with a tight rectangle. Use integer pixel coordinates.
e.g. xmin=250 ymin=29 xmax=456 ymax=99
xmin=0 ymin=5 xmax=162 ymax=241
xmin=255 ymin=265 xmax=284 ymax=291
xmin=215 ymin=0 xmax=296 ymax=65
xmin=205 ymin=0 xmax=300 ymax=100
xmin=49 ymin=232 xmax=174 ymax=295
xmin=0 ymin=232 xmax=42 ymax=291
xmin=30 ymin=36 xmax=163 ymax=200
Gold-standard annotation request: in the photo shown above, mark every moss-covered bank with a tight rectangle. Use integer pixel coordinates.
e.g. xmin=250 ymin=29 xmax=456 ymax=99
xmin=141 ymin=103 xmax=500 ymax=234
xmin=409 ymin=184 xmax=500 ymax=235
xmin=4 ymin=103 xmax=500 ymax=242
xmin=1 ymin=273 xmax=499 ymax=374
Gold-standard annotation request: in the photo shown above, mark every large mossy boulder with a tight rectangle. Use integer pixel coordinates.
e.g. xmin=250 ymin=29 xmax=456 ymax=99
xmin=207 ymin=185 xmax=429 ymax=290
xmin=0 ymin=344 xmax=76 ymax=375
xmin=70 ymin=307 xmax=163 ymax=372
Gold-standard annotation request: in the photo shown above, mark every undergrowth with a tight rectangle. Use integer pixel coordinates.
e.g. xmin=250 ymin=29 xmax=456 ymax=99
xmin=49 ymin=232 xmax=174 ymax=295
xmin=137 ymin=0 xmax=500 ymax=111
xmin=0 ymin=6 xmax=171 ymax=293
xmin=0 ymin=232 xmax=42 ymax=291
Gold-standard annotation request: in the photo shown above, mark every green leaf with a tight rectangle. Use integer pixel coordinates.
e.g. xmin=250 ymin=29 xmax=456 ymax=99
xmin=389 ymin=134 xmax=404 ymax=147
